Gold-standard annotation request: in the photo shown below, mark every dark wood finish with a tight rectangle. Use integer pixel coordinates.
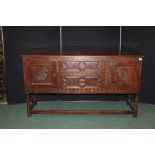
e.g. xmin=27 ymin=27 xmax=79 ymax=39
xmin=22 ymin=54 xmax=143 ymax=118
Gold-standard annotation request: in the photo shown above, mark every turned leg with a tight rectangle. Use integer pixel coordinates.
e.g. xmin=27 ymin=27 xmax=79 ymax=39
xmin=26 ymin=93 xmax=31 ymax=117
xmin=133 ymin=94 xmax=139 ymax=118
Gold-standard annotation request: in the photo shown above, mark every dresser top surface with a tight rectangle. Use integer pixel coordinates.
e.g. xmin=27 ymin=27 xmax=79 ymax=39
xmin=22 ymin=50 xmax=143 ymax=57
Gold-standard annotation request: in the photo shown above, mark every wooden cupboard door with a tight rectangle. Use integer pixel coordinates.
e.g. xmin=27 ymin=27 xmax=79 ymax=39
xmin=107 ymin=57 xmax=138 ymax=93
xmin=23 ymin=58 xmax=58 ymax=93
xmin=30 ymin=63 xmax=57 ymax=86
xmin=59 ymin=60 xmax=106 ymax=93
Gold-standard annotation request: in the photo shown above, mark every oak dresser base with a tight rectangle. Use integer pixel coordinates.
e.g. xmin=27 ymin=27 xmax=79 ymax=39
xmin=22 ymin=54 xmax=143 ymax=118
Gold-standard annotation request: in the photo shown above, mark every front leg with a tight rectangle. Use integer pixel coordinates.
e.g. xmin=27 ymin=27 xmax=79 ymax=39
xmin=127 ymin=94 xmax=138 ymax=118
xmin=26 ymin=93 xmax=31 ymax=117
xmin=133 ymin=94 xmax=139 ymax=118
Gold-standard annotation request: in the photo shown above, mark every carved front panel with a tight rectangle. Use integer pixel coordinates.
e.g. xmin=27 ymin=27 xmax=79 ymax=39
xmin=108 ymin=57 xmax=137 ymax=91
xmin=60 ymin=61 xmax=105 ymax=89
xmin=23 ymin=55 xmax=142 ymax=94
xmin=30 ymin=63 xmax=57 ymax=86
xmin=111 ymin=65 xmax=133 ymax=85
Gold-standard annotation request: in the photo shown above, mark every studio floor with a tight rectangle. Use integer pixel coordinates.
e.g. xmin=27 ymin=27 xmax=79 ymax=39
xmin=0 ymin=101 xmax=155 ymax=129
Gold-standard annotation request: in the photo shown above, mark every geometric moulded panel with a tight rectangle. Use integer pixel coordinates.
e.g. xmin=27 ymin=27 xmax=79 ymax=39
xmin=60 ymin=61 xmax=105 ymax=89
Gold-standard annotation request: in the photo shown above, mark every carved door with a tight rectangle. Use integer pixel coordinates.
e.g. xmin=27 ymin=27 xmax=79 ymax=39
xmin=107 ymin=57 xmax=137 ymax=92
xmin=30 ymin=63 xmax=57 ymax=85
xmin=59 ymin=59 xmax=106 ymax=93
xmin=23 ymin=58 xmax=58 ymax=93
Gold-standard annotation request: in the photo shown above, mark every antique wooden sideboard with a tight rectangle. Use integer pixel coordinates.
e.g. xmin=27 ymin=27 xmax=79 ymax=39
xmin=22 ymin=52 xmax=143 ymax=117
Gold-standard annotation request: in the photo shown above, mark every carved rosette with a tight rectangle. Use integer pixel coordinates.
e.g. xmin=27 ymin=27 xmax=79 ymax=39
xmin=111 ymin=66 xmax=130 ymax=84
xmin=35 ymin=67 xmax=49 ymax=81
xmin=115 ymin=68 xmax=128 ymax=81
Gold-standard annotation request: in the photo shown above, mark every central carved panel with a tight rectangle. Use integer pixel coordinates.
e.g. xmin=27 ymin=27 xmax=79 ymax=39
xmin=60 ymin=61 xmax=104 ymax=89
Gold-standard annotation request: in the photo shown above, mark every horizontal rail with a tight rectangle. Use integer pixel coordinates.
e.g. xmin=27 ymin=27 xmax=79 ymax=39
xmin=31 ymin=110 xmax=133 ymax=115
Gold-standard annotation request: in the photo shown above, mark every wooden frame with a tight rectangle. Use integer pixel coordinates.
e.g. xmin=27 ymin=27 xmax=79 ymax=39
xmin=25 ymin=93 xmax=138 ymax=117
